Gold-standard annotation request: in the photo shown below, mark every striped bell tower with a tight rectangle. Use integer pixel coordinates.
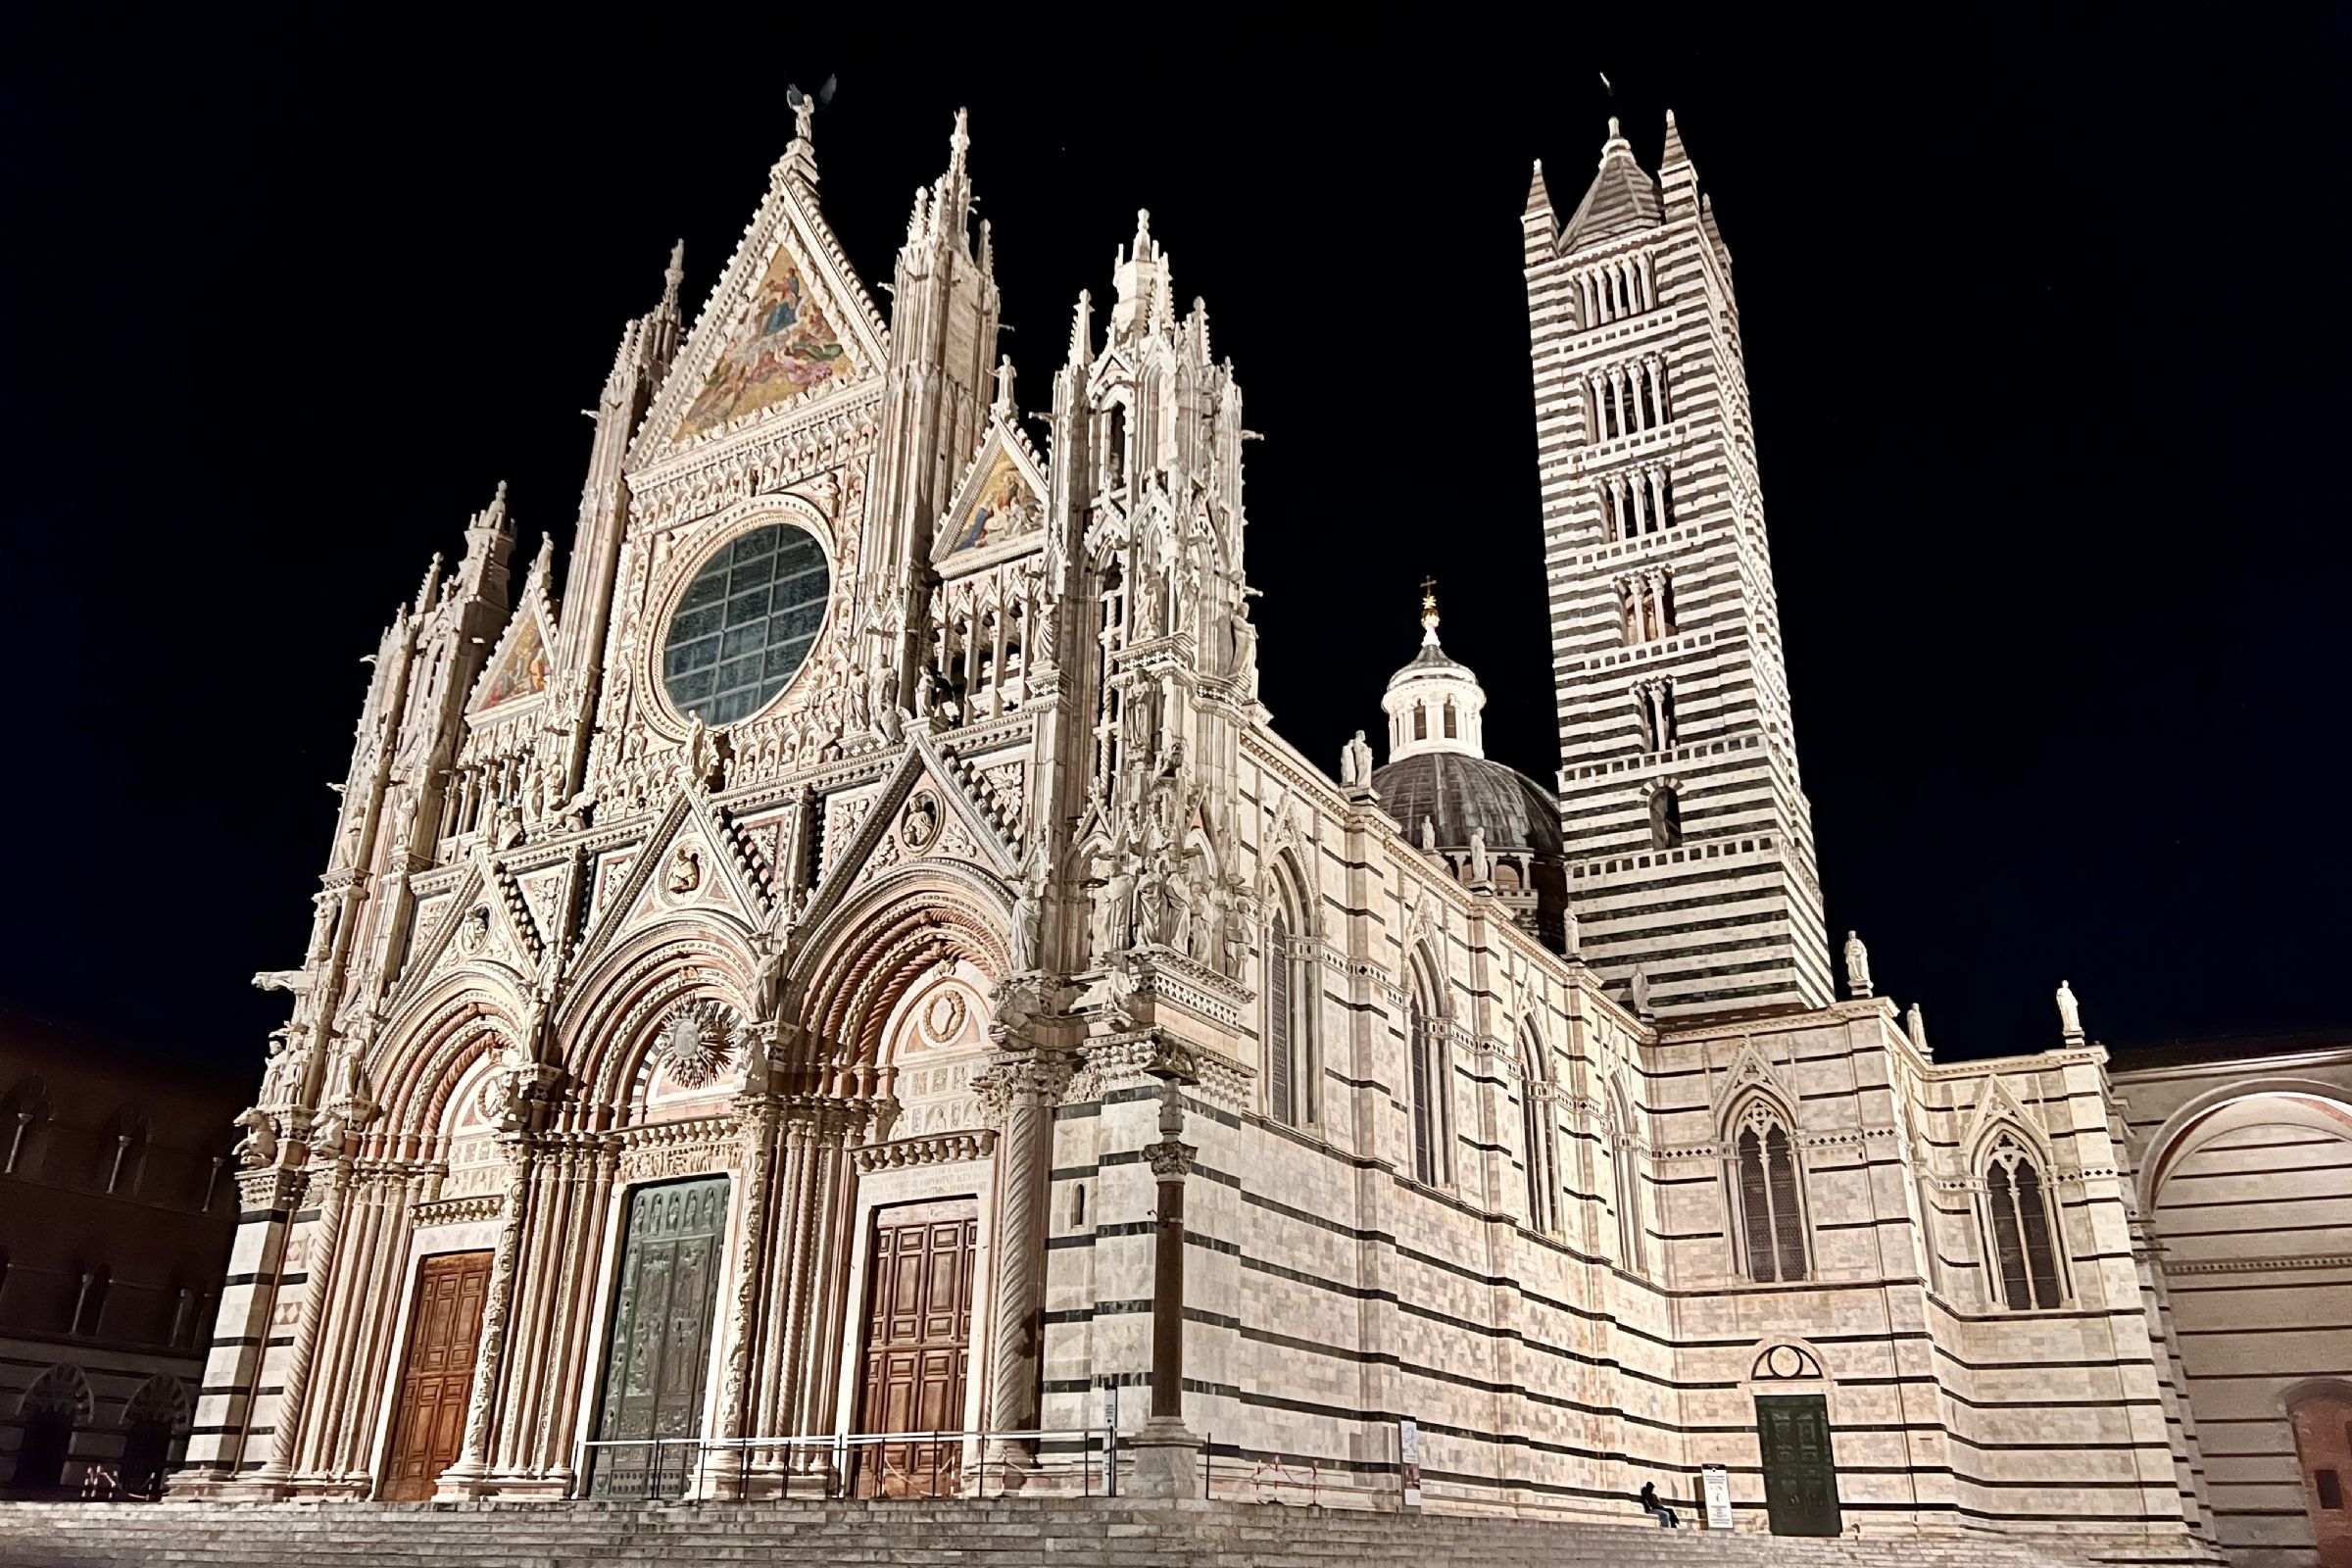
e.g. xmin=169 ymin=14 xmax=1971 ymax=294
xmin=1524 ymin=114 xmax=1833 ymax=1016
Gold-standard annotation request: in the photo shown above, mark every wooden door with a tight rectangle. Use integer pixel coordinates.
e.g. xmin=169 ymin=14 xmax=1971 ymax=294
xmin=1756 ymin=1393 xmax=1841 ymax=1536
xmin=853 ymin=1199 xmax=978 ymax=1497
xmin=378 ymin=1250 xmax=491 ymax=1501
xmin=587 ymin=1176 xmax=730 ymax=1498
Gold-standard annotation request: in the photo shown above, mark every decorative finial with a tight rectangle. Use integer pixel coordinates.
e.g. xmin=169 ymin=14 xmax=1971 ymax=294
xmin=1420 ymin=575 xmax=1440 ymax=640
xmin=1134 ymin=208 xmax=1152 ymax=253
xmin=1664 ymin=108 xmax=1677 ymax=128
xmin=662 ymin=240 xmax=684 ymax=307
xmin=1067 ymin=289 xmax=1093 ymax=366
xmin=948 ymin=108 xmax=970 ymax=175
xmin=1607 ymin=115 xmax=1622 ymax=139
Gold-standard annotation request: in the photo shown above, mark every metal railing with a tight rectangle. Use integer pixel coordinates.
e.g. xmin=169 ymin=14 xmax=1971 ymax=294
xmin=578 ymin=1426 xmax=1118 ymax=1503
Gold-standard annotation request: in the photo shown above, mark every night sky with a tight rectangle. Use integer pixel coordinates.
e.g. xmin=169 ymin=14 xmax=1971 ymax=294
xmin=5 ymin=17 xmax=2344 ymax=1085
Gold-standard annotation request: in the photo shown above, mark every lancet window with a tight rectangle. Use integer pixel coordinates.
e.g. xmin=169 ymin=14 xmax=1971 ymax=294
xmin=1609 ymin=1084 xmax=1647 ymax=1273
xmin=1981 ymin=1135 xmax=2066 ymax=1309
xmin=1635 ymin=678 xmax=1677 ymax=753
xmin=1405 ymin=966 xmax=1451 ymax=1187
xmin=1519 ymin=1027 xmax=1560 ymax=1233
xmin=1731 ymin=1102 xmax=1809 ymax=1283
xmin=1587 ymin=355 xmax=1671 ymax=441
xmin=1649 ymin=785 xmax=1684 ymax=850
xmin=1616 ymin=569 xmax=1676 ymax=645
xmin=1575 ymin=253 xmax=1657 ymax=328
xmin=1600 ymin=466 xmax=1676 ymax=541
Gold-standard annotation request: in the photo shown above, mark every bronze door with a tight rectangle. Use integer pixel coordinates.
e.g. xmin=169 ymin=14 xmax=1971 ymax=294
xmin=379 ymin=1250 xmax=491 ymax=1501
xmin=587 ymin=1176 xmax=730 ymax=1498
xmin=853 ymin=1199 xmax=978 ymax=1497
xmin=1756 ymin=1393 xmax=1841 ymax=1536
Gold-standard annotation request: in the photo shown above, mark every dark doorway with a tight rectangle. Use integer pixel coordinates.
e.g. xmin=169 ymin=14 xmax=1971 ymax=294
xmin=120 ymin=1418 xmax=171 ymax=1498
xmin=587 ymin=1176 xmax=730 ymax=1499
xmin=14 ymin=1408 xmax=73 ymax=1494
xmin=379 ymin=1249 xmax=492 ymax=1500
xmin=852 ymin=1198 xmax=978 ymax=1497
xmin=1756 ymin=1393 xmax=1840 ymax=1536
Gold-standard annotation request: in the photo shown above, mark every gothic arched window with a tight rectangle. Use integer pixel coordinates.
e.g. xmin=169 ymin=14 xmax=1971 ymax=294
xmin=1733 ymin=1104 xmax=1808 ymax=1283
xmin=1650 ymin=787 xmax=1684 ymax=850
xmin=1610 ymin=1084 xmax=1646 ymax=1274
xmin=1519 ymin=1028 xmax=1559 ymax=1233
xmin=1267 ymin=908 xmax=1297 ymax=1126
xmin=1406 ymin=973 xmax=1449 ymax=1187
xmin=1442 ymin=700 xmax=1458 ymax=739
xmin=1413 ymin=704 xmax=1428 ymax=741
xmin=1983 ymin=1136 xmax=2065 ymax=1309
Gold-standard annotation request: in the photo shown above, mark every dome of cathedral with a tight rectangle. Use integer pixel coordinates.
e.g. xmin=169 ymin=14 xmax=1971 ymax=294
xmin=1368 ymin=584 xmax=1565 ymax=862
xmin=1371 ymin=750 xmax=1563 ymax=858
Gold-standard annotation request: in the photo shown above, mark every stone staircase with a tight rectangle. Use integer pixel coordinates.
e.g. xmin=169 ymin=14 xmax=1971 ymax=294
xmin=0 ymin=1498 xmax=2215 ymax=1568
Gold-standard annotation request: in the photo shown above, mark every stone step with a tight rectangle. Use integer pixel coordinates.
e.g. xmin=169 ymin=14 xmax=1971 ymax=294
xmin=0 ymin=1497 xmax=2196 ymax=1568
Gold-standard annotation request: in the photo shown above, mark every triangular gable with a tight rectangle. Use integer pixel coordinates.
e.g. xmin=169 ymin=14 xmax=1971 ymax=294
xmin=469 ymin=538 xmax=559 ymax=719
xmin=1962 ymin=1074 xmax=2046 ymax=1159
xmin=797 ymin=733 xmax=1020 ymax=936
xmin=644 ymin=170 xmax=890 ymax=453
xmin=933 ymin=416 xmax=1048 ymax=569
xmin=571 ymin=787 xmax=775 ymax=972
xmin=388 ymin=853 xmax=546 ymax=1013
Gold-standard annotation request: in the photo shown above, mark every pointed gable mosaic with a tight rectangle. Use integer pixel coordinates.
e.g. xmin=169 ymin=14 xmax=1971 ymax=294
xmin=676 ymin=242 xmax=858 ymax=440
xmin=474 ymin=608 xmax=549 ymax=711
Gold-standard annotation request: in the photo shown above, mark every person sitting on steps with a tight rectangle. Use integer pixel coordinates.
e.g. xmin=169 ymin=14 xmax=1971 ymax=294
xmin=1638 ymin=1479 xmax=1681 ymax=1527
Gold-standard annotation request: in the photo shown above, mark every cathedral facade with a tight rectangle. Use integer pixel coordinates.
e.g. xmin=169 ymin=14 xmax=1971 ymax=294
xmin=181 ymin=105 xmax=2347 ymax=1562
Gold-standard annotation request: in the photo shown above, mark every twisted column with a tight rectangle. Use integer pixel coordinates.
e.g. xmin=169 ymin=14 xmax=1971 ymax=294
xmin=255 ymin=1159 xmax=348 ymax=1486
xmin=710 ymin=1098 xmax=780 ymax=1483
xmin=439 ymin=1136 xmax=532 ymax=1492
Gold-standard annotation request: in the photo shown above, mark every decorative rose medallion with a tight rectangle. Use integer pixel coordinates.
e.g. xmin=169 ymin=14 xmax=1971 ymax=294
xmin=656 ymin=1004 xmax=737 ymax=1089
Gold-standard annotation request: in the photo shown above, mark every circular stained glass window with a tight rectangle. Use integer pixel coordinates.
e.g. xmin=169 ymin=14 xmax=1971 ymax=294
xmin=661 ymin=523 xmax=830 ymax=724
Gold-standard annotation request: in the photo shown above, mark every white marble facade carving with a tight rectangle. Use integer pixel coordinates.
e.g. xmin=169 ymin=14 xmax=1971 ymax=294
xmin=175 ymin=107 xmax=2309 ymax=1562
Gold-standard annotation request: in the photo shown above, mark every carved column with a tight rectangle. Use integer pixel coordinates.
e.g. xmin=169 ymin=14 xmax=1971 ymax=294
xmin=291 ymin=1161 xmax=390 ymax=1487
xmin=707 ymin=1097 xmax=780 ymax=1493
xmin=752 ymin=1111 xmax=817 ymax=1450
xmin=976 ymin=1051 xmax=1068 ymax=1454
xmin=437 ymin=1135 xmax=532 ymax=1494
xmin=546 ymin=1138 xmax=620 ymax=1492
xmin=1129 ymin=1080 xmax=1201 ymax=1498
xmin=255 ymin=1155 xmax=353 ymax=1487
xmin=788 ymin=1106 xmax=859 ymax=1442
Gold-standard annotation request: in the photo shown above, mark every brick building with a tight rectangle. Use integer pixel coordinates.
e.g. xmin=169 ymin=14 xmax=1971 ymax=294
xmin=1 ymin=1012 xmax=242 ymax=1495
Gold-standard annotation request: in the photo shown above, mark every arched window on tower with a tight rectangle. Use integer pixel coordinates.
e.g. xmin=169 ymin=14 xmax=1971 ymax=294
xmin=1519 ymin=1027 xmax=1559 ymax=1233
xmin=1405 ymin=971 xmax=1450 ymax=1187
xmin=1732 ymin=1103 xmax=1809 ymax=1283
xmin=1982 ymin=1135 xmax=2066 ymax=1309
xmin=2 ymin=1076 xmax=47 ymax=1176
xmin=1649 ymin=786 xmax=1683 ymax=850
xmin=1413 ymin=704 xmax=1428 ymax=741
xmin=1442 ymin=700 xmax=1457 ymax=739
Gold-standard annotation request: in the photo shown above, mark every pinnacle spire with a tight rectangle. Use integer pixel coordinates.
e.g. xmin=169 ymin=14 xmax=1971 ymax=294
xmin=948 ymin=107 xmax=970 ymax=179
xmin=1524 ymin=157 xmax=1552 ymax=216
xmin=662 ymin=240 xmax=684 ymax=312
xmin=1067 ymin=289 xmax=1094 ymax=367
xmin=1660 ymin=108 xmax=1688 ymax=167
